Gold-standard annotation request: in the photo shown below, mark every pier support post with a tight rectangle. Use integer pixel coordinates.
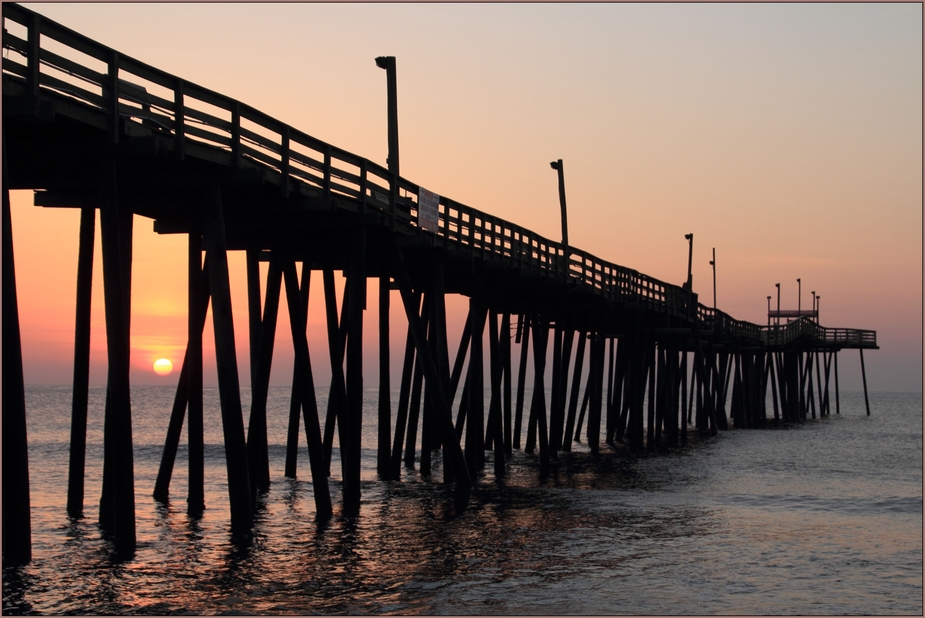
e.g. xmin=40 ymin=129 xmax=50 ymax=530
xmin=466 ymin=293 xmax=487 ymax=476
xmin=859 ymin=349 xmax=870 ymax=416
xmin=406 ymin=294 xmax=431 ymax=466
xmin=501 ymin=312 xmax=513 ymax=454
xmin=2 ymin=137 xmax=32 ymax=566
xmin=322 ymin=269 xmax=348 ymax=476
xmin=768 ymin=352 xmax=780 ymax=422
xmin=513 ymin=315 xmax=530 ymax=449
xmin=588 ymin=332 xmax=606 ymax=454
xmin=187 ymin=232 xmax=205 ymax=515
xmin=391 ymin=295 xmax=419 ymax=477
xmin=202 ymin=186 xmax=252 ymax=534
xmin=487 ymin=310 xmax=505 ymax=476
xmin=246 ymin=256 xmax=283 ymax=494
xmin=377 ymin=259 xmax=392 ymax=479
xmin=152 ymin=249 xmax=209 ymax=508
xmin=645 ymin=340 xmax=656 ymax=449
xmin=98 ymin=158 xmax=136 ymax=556
xmin=343 ymin=227 xmax=367 ymax=515
xmin=549 ymin=326 xmax=564 ymax=453
xmin=284 ymin=263 xmax=309 ymax=479
xmin=530 ymin=318 xmax=551 ymax=470
xmin=67 ymin=206 xmax=95 ymax=518
xmin=834 ymin=351 xmax=840 ymax=415
xmin=393 ymin=250 xmax=471 ymax=510
xmin=563 ymin=330 xmax=586 ymax=450
xmin=605 ymin=338 xmax=617 ymax=445
xmin=246 ymin=250 xmax=262 ymax=389
xmin=281 ymin=259 xmax=333 ymax=520
xmin=680 ymin=348 xmax=688 ymax=445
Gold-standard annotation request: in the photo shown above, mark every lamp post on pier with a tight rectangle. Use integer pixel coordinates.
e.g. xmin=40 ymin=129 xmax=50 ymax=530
xmin=549 ymin=159 xmax=569 ymax=248
xmin=811 ymin=290 xmax=815 ymax=321
xmin=797 ymin=278 xmax=801 ymax=317
xmin=775 ymin=283 xmax=780 ymax=328
xmin=375 ymin=56 xmax=399 ymax=178
xmin=709 ymin=247 xmax=716 ymax=309
xmin=684 ymin=233 xmax=693 ymax=291
xmin=767 ymin=296 xmax=771 ymax=327
xmin=816 ymin=294 xmax=820 ymax=323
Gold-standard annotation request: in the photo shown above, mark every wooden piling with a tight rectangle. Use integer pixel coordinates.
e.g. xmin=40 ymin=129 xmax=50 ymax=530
xmin=246 ymin=249 xmax=262 ymax=389
xmin=587 ymin=332 xmax=606 ymax=454
xmin=530 ymin=318 xmax=551 ymax=470
xmin=420 ymin=306 xmax=436 ymax=477
xmin=322 ymin=269 xmax=349 ymax=476
xmin=501 ymin=312 xmax=513 ymax=454
xmin=98 ymin=159 xmax=136 ymax=556
xmin=343 ymin=226 xmax=367 ymax=515
xmin=574 ymin=377 xmax=591 ymax=443
xmin=186 ymin=233 xmax=205 ymax=515
xmin=466 ymin=294 xmax=487 ymax=476
xmin=66 ymin=206 xmax=95 ymax=518
xmin=605 ymin=337 xmax=616 ymax=445
xmin=281 ymin=259 xmax=333 ymax=520
xmin=549 ymin=326 xmax=564 ymax=453
xmin=405 ymin=294 xmax=431 ymax=466
xmin=860 ymin=348 xmax=871 ymax=416
xmin=393 ymin=250 xmax=471 ymax=510
xmin=513 ymin=315 xmax=531 ymax=449
xmin=767 ymin=351 xmax=780 ymax=422
xmin=151 ymin=249 xmax=210 ymax=508
xmin=2 ymin=136 xmax=32 ymax=565
xmin=645 ymin=340 xmax=656 ymax=449
xmin=202 ymin=186 xmax=252 ymax=534
xmin=246 ymin=256 xmax=282 ymax=493
xmin=834 ymin=351 xmax=840 ymax=415
xmin=391 ymin=295 xmax=419 ymax=477
xmin=487 ymin=310 xmax=505 ymax=476
xmin=814 ymin=351 xmax=824 ymax=418
xmin=377 ymin=262 xmax=391 ymax=479
xmin=563 ymin=330 xmax=587 ymax=450
xmin=284 ymin=263 xmax=309 ymax=479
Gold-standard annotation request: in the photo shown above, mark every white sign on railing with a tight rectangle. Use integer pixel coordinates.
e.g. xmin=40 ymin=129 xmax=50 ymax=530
xmin=418 ymin=187 xmax=439 ymax=233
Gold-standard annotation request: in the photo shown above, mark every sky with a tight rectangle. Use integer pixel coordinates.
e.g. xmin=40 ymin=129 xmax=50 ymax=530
xmin=8 ymin=2 xmax=922 ymax=393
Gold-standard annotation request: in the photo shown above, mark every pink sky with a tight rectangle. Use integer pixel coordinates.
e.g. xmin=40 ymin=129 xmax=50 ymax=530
xmin=9 ymin=3 xmax=922 ymax=392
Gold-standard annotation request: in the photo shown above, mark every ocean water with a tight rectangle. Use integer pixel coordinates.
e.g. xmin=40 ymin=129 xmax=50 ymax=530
xmin=3 ymin=386 xmax=922 ymax=615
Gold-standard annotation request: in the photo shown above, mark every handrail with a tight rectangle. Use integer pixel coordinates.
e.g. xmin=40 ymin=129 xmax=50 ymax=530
xmin=1 ymin=3 xmax=877 ymax=351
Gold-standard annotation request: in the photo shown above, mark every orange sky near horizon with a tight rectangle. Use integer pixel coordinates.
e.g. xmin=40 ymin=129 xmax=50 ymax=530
xmin=7 ymin=2 xmax=922 ymax=393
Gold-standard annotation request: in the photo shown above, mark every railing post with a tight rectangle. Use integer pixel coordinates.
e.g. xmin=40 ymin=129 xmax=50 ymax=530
xmin=230 ymin=101 xmax=241 ymax=167
xmin=389 ymin=172 xmax=397 ymax=233
xmin=359 ymin=159 xmax=368 ymax=213
xmin=107 ymin=50 xmax=120 ymax=144
xmin=25 ymin=12 xmax=41 ymax=98
xmin=280 ymin=125 xmax=290 ymax=198
xmin=173 ymin=79 xmax=185 ymax=160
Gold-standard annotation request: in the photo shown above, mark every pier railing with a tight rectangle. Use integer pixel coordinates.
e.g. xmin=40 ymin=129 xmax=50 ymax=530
xmin=2 ymin=3 xmax=876 ymax=350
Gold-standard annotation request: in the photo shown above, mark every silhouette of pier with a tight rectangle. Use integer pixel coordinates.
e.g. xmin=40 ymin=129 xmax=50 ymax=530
xmin=2 ymin=3 xmax=878 ymax=564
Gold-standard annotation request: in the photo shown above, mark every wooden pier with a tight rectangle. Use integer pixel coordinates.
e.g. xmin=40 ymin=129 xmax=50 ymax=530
xmin=2 ymin=3 xmax=878 ymax=565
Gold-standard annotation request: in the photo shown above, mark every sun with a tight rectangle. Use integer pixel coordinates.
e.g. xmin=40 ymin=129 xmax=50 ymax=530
xmin=153 ymin=358 xmax=173 ymax=376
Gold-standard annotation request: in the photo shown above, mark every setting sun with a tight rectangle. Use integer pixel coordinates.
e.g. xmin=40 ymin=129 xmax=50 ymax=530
xmin=153 ymin=358 xmax=173 ymax=376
